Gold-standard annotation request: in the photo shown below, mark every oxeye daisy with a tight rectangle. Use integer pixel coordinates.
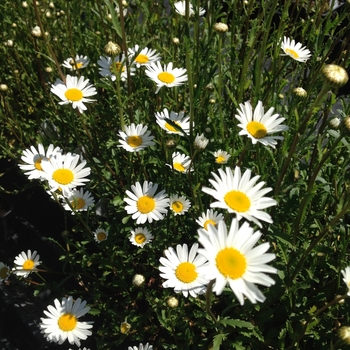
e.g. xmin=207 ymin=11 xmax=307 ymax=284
xmin=40 ymin=296 xmax=93 ymax=347
xmin=155 ymin=108 xmax=190 ymax=136
xmin=40 ymin=152 xmax=91 ymax=197
xmin=174 ymin=1 xmax=206 ymax=16
xmin=145 ymin=61 xmax=187 ymax=93
xmin=194 ymin=133 xmax=209 ymax=150
xmin=0 ymin=262 xmax=10 ymax=282
xmin=124 ymin=181 xmax=169 ymax=224
xmin=118 ymin=123 xmax=155 ymax=152
xmin=18 ymin=143 xmax=61 ymax=180
xmin=202 ymin=167 xmax=277 ymax=227
xmin=12 ymin=250 xmax=41 ymax=277
xmin=97 ymin=55 xmax=135 ymax=81
xmin=235 ymin=100 xmax=289 ymax=148
xmin=51 ymin=75 xmax=97 ymax=114
xmin=213 ymin=150 xmax=231 ymax=164
xmin=63 ymin=188 xmax=95 ymax=213
xmin=128 ymin=45 xmax=161 ymax=68
xmin=281 ymin=36 xmax=311 ymax=62
xmin=196 ymin=209 xmax=224 ymax=231
xmin=198 ymin=219 xmax=277 ymax=304
xmin=341 ymin=266 xmax=350 ymax=296
xmin=93 ymin=228 xmax=108 ymax=243
xmin=129 ymin=227 xmax=153 ymax=248
xmin=128 ymin=343 xmax=153 ymax=350
xmin=167 ymin=151 xmax=193 ymax=173
xmin=159 ymin=243 xmax=209 ymax=297
xmin=169 ymin=194 xmax=191 ymax=216
xmin=62 ymin=54 xmax=90 ymax=70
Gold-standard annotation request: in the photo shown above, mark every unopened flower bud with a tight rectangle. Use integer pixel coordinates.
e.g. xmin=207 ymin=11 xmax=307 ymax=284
xmin=31 ymin=26 xmax=42 ymax=37
xmin=104 ymin=41 xmax=121 ymax=56
xmin=172 ymin=37 xmax=180 ymax=45
xmin=6 ymin=40 xmax=13 ymax=47
xmin=339 ymin=326 xmax=350 ymax=344
xmin=22 ymin=1 xmax=28 ymax=8
xmin=214 ymin=22 xmax=229 ymax=33
xmin=341 ymin=116 xmax=350 ymax=134
xmin=167 ymin=296 xmax=179 ymax=308
xmin=132 ymin=274 xmax=145 ymax=287
xmin=0 ymin=84 xmax=8 ymax=91
xmin=322 ymin=64 xmax=349 ymax=88
xmin=120 ymin=320 xmax=131 ymax=334
xmin=329 ymin=117 xmax=340 ymax=129
xmin=293 ymin=87 xmax=307 ymax=97
xmin=194 ymin=133 xmax=209 ymax=150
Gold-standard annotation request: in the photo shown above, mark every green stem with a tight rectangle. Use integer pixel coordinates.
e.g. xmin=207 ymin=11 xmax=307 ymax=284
xmin=206 ymin=279 xmax=218 ymax=323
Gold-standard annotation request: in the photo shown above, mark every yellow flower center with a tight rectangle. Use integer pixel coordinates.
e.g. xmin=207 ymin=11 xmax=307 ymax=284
xmin=34 ymin=157 xmax=43 ymax=170
xmin=0 ymin=266 xmax=9 ymax=279
xmin=64 ymin=88 xmax=83 ymax=102
xmin=165 ymin=121 xmax=181 ymax=132
xmin=57 ymin=313 xmax=77 ymax=332
xmin=71 ymin=197 xmax=86 ymax=210
xmin=52 ymin=168 xmax=74 ymax=185
xmin=216 ymin=247 xmax=247 ymax=279
xmin=175 ymin=262 xmax=198 ymax=283
xmin=216 ymin=156 xmax=226 ymax=164
xmin=70 ymin=60 xmax=83 ymax=69
xmin=110 ymin=61 xmax=125 ymax=74
xmin=173 ymin=162 xmax=185 ymax=172
xmin=120 ymin=321 xmax=131 ymax=334
xmin=158 ymin=72 xmax=175 ymax=84
xmin=204 ymin=219 xmax=216 ymax=230
xmin=135 ymin=54 xmax=149 ymax=64
xmin=127 ymin=135 xmax=142 ymax=148
xmin=285 ymin=48 xmax=299 ymax=59
xmin=97 ymin=231 xmax=107 ymax=241
xmin=246 ymin=121 xmax=267 ymax=139
xmin=171 ymin=201 xmax=184 ymax=213
xmin=137 ymin=195 xmax=155 ymax=213
xmin=135 ymin=233 xmax=146 ymax=244
xmin=224 ymin=190 xmax=251 ymax=212
xmin=22 ymin=259 xmax=35 ymax=270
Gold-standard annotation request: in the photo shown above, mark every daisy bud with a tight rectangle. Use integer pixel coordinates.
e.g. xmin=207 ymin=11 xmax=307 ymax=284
xmin=0 ymin=262 xmax=10 ymax=282
xmin=0 ymin=84 xmax=8 ymax=91
xmin=45 ymin=67 xmax=53 ymax=73
xmin=122 ymin=0 xmax=128 ymax=6
xmin=209 ymin=98 xmax=216 ymax=104
xmin=22 ymin=1 xmax=28 ymax=8
xmin=293 ymin=87 xmax=307 ymax=97
xmin=194 ymin=133 xmax=209 ymax=150
xmin=172 ymin=37 xmax=180 ymax=45
xmin=165 ymin=139 xmax=177 ymax=149
xmin=167 ymin=296 xmax=179 ymax=308
xmin=12 ymin=23 xmax=17 ymax=28
xmin=214 ymin=22 xmax=229 ymax=33
xmin=31 ymin=26 xmax=42 ymax=37
xmin=278 ymin=93 xmax=284 ymax=99
xmin=49 ymin=2 xmax=55 ymax=8
xmin=6 ymin=40 xmax=13 ymax=47
xmin=339 ymin=326 xmax=350 ymax=345
xmin=132 ymin=274 xmax=145 ymax=287
xmin=60 ymin=10 xmax=65 ymax=15
xmin=120 ymin=320 xmax=131 ymax=334
xmin=104 ymin=41 xmax=121 ymax=56
xmin=322 ymin=64 xmax=349 ymax=88
xmin=341 ymin=116 xmax=350 ymax=134
xmin=46 ymin=11 xmax=51 ymax=18
xmin=329 ymin=117 xmax=341 ymax=129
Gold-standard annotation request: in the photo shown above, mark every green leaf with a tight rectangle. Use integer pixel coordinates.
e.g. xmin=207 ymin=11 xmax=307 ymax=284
xmin=219 ymin=318 xmax=254 ymax=329
xmin=212 ymin=333 xmax=227 ymax=350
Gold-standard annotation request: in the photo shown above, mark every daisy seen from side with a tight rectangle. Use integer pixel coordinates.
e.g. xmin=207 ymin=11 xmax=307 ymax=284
xmin=196 ymin=209 xmax=224 ymax=231
xmin=128 ymin=45 xmax=161 ymax=68
xmin=145 ymin=61 xmax=187 ymax=93
xmin=0 ymin=262 xmax=10 ymax=282
xmin=18 ymin=143 xmax=61 ymax=180
xmin=169 ymin=194 xmax=191 ymax=216
xmin=155 ymin=108 xmax=190 ymax=136
xmin=12 ymin=250 xmax=41 ymax=277
xmin=214 ymin=149 xmax=231 ymax=164
xmin=129 ymin=227 xmax=153 ymax=248
xmin=194 ymin=133 xmax=209 ymax=150
xmin=118 ymin=123 xmax=155 ymax=152
xmin=341 ymin=266 xmax=350 ymax=296
xmin=281 ymin=36 xmax=311 ymax=62
xmin=40 ymin=296 xmax=93 ymax=347
xmin=198 ymin=218 xmax=277 ymax=304
xmin=174 ymin=1 xmax=205 ymax=16
xmin=159 ymin=243 xmax=209 ymax=297
xmin=51 ymin=75 xmax=97 ymax=114
xmin=124 ymin=181 xmax=169 ymax=224
xmin=40 ymin=152 xmax=91 ymax=197
xmin=62 ymin=55 xmax=90 ymax=70
xmin=235 ymin=100 xmax=289 ymax=148
xmin=168 ymin=151 xmax=193 ymax=173
xmin=97 ymin=55 xmax=135 ymax=81
xmin=128 ymin=343 xmax=153 ymax=350
xmin=202 ymin=166 xmax=277 ymax=227
xmin=93 ymin=228 xmax=108 ymax=243
xmin=63 ymin=188 xmax=95 ymax=213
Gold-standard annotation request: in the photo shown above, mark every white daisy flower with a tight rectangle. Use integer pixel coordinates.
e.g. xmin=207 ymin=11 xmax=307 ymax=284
xmin=202 ymin=167 xmax=277 ymax=227
xmin=174 ymin=1 xmax=206 ymax=16
xmin=51 ymin=75 xmax=97 ymax=113
xmin=169 ymin=194 xmax=191 ymax=216
xmin=198 ymin=218 xmax=277 ymax=304
xmin=124 ymin=181 xmax=169 ymax=224
xmin=128 ymin=44 xmax=161 ymax=68
xmin=0 ymin=262 xmax=10 ymax=282
xmin=40 ymin=152 xmax=91 ymax=197
xmin=281 ymin=36 xmax=311 ymax=62
xmin=93 ymin=228 xmax=108 ymax=243
xmin=145 ymin=61 xmax=187 ymax=93
xmin=128 ymin=343 xmax=153 ymax=350
xmin=129 ymin=227 xmax=153 ymax=248
xmin=62 ymin=55 xmax=90 ymax=70
xmin=194 ymin=133 xmax=209 ymax=150
xmin=63 ymin=188 xmax=94 ymax=213
xmin=97 ymin=55 xmax=135 ymax=81
xmin=40 ymin=296 xmax=93 ymax=347
xmin=12 ymin=250 xmax=41 ymax=277
xmin=155 ymin=108 xmax=190 ymax=136
xmin=159 ymin=243 xmax=209 ymax=298
xmin=213 ymin=150 xmax=231 ymax=164
xmin=18 ymin=144 xmax=61 ymax=180
xmin=341 ymin=266 xmax=350 ymax=296
xmin=118 ymin=123 xmax=155 ymax=152
xmin=235 ymin=100 xmax=289 ymax=148
xmin=167 ymin=151 xmax=193 ymax=173
xmin=196 ymin=209 xmax=224 ymax=231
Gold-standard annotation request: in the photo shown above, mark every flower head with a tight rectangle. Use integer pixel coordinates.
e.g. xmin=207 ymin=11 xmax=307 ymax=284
xmin=40 ymin=296 xmax=93 ymax=347
xmin=51 ymin=75 xmax=97 ymax=113
xmin=128 ymin=343 xmax=153 ymax=350
xmin=124 ymin=181 xmax=169 ymax=224
xmin=281 ymin=36 xmax=311 ymax=62
xmin=235 ymin=100 xmax=288 ymax=148
xmin=129 ymin=45 xmax=161 ymax=68
xmin=120 ymin=320 xmax=131 ymax=334
xmin=167 ymin=152 xmax=193 ymax=173
xmin=194 ymin=133 xmax=209 ymax=150
xmin=214 ymin=22 xmax=229 ymax=32
xmin=169 ymin=194 xmax=191 ymax=216
xmin=93 ymin=228 xmax=108 ymax=243
xmin=155 ymin=108 xmax=190 ymax=136
xmin=31 ymin=25 xmax=42 ymax=37
xmin=13 ymin=250 xmax=41 ymax=277
xmin=174 ymin=1 xmax=205 ymax=16
xmin=118 ymin=123 xmax=155 ymax=152
xmin=129 ymin=227 xmax=153 ymax=247
xmin=339 ymin=326 xmax=350 ymax=345
xmin=104 ymin=41 xmax=121 ymax=56
xmin=132 ymin=274 xmax=146 ymax=287
xmin=202 ymin=167 xmax=277 ymax=227
xmin=342 ymin=266 xmax=350 ymax=296
xmin=62 ymin=55 xmax=90 ymax=70
xmin=159 ymin=243 xmax=209 ymax=297
xmin=145 ymin=61 xmax=187 ymax=93
xmin=322 ymin=64 xmax=349 ymax=88
xmin=196 ymin=209 xmax=224 ymax=231
xmin=213 ymin=150 xmax=231 ymax=164
xmin=293 ymin=87 xmax=307 ymax=97
xmin=63 ymin=188 xmax=94 ymax=213
xmin=0 ymin=262 xmax=10 ymax=282
xmin=198 ymin=219 xmax=277 ymax=303
xmin=97 ymin=55 xmax=135 ymax=81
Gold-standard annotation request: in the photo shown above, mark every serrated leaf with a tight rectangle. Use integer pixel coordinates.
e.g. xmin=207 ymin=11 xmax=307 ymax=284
xmin=219 ymin=318 xmax=254 ymax=329
xmin=212 ymin=333 xmax=227 ymax=350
